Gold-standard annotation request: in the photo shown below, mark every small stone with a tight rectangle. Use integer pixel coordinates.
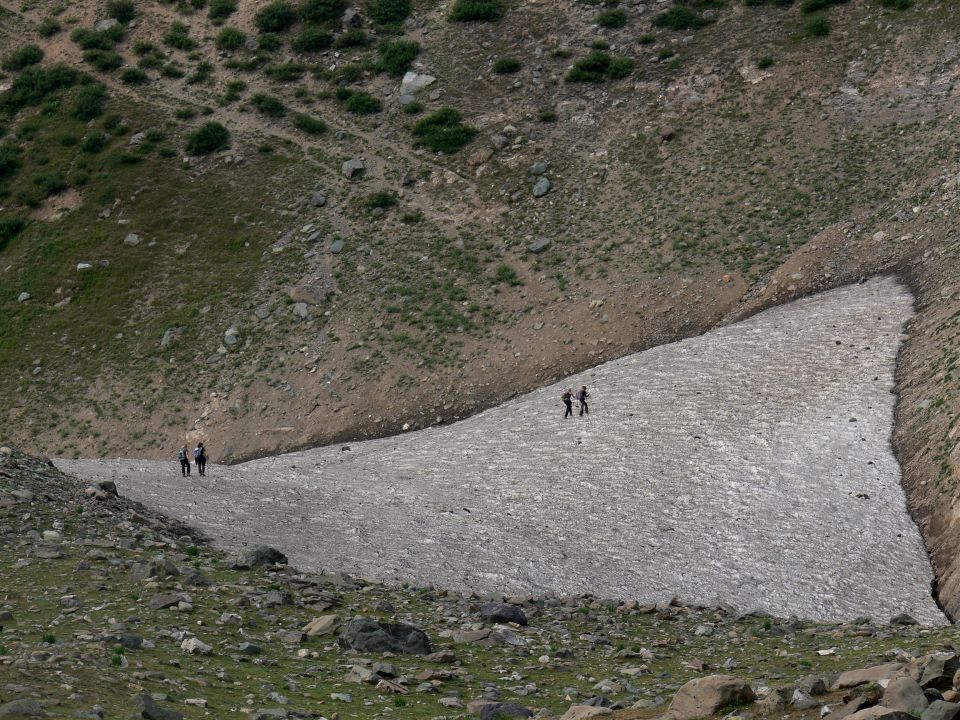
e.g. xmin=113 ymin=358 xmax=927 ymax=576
xmin=529 ymin=238 xmax=551 ymax=254
xmin=342 ymin=159 xmax=366 ymax=178
xmin=532 ymin=177 xmax=552 ymax=197
xmin=124 ymin=233 xmax=141 ymax=247
xmin=17 ymin=292 xmax=30 ymax=303
xmin=292 ymin=303 xmax=310 ymax=319
xmin=310 ymin=191 xmax=327 ymax=207
xmin=95 ymin=18 xmax=120 ymax=31
xmin=330 ymin=239 xmax=345 ymax=254
xmin=530 ymin=160 xmax=548 ymax=175
xmin=303 ymin=614 xmax=341 ymax=637
xmin=180 ymin=637 xmax=213 ymax=655
xmin=223 ymin=326 xmax=240 ymax=346
xmin=400 ymin=71 xmax=436 ymax=95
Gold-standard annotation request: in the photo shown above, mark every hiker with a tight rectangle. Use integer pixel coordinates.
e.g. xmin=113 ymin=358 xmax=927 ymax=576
xmin=178 ymin=445 xmax=191 ymax=476
xmin=561 ymin=388 xmax=574 ymax=418
xmin=193 ymin=442 xmax=207 ymax=476
xmin=577 ymin=385 xmax=590 ymax=416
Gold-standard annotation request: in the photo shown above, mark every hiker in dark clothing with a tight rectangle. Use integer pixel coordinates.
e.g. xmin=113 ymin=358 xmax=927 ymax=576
xmin=193 ymin=442 xmax=207 ymax=476
xmin=178 ymin=445 xmax=191 ymax=476
xmin=577 ymin=385 xmax=590 ymax=416
xmin=561 ymin=388 xmax=574 ymax=418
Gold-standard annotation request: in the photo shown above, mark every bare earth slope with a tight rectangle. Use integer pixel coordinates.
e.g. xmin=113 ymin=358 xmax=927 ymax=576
xmin=57 ymin=278 xmax=944 ymax=623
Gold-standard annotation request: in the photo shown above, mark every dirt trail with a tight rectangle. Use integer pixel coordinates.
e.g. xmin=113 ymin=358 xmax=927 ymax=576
xmin=57 ymin=277 xmax=944 ymax=623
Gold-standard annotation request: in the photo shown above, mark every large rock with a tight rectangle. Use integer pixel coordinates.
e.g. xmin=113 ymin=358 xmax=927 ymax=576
xmin=147 ymin=592 xmax=188 ymax=610
xmin=667 ymin=675 xmax=755 ymax=720
xmin=479 ymin=702 xmax=533 ymax=720
xmin=883 ymin=677 xmax=930 ymax=716
xmin=303 ymin=614 xmax=341 ymax=637
xmin=242 ymin=545 xmax=288 ymax=567
xmin=0 ymin=699 xmax=45 ymax=717
xmin=342 ymin=158 xmax=366 ymax=179
xmin=95 ymin=18 xmax=121 ymax=31
xmin=558 ymin=707 xmax=612 ymax=720
xmin=835 ymin=664 xmax=907 ymax=690
xmin=921 ymin=655 xmax=960 ymax=691
xmin=923 ymin=702 xmax=960 ymax=720
xmin=338 ymin=616 xmax=431 ymax=655
xmin=480 ymin=602 xmax=528 ymax=626
xmin=532 ymin=176 xmax=552 ymax=197
xmin=845 ymin=708 xmax=918 ymax=720
xmin=400 ymin=71 xmax=436 ymax=95
xmin=180 ymin=637 xmax=213 ymax=655
xmin=136 ymin=693 xmax=184 ymax=720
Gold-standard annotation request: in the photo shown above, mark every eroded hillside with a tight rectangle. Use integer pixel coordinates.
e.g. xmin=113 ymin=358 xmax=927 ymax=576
xmin=1 ymin=0 xmax=959 ymax=605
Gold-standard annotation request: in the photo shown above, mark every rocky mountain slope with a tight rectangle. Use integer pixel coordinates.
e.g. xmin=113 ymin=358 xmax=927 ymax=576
xmin=5 ymin=445 xmax=960 ymax=720
xmin=1 ymin=0 xmax=959 ymax=610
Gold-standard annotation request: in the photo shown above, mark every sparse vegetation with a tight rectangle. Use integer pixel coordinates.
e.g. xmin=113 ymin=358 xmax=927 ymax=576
xmin=345 ymin=91 xmax=382 ymax=114
xmin=449 ymin=0 xmax=505 ymax=21
xmin=37 ymin=18 xmax=62 ymax=38
xmin=0 ymin=217 xmax=26 ymax=252
xmin=208 ymin=0 xmax=238 ymax=21
xmin=412 ymin=107 xmax=476 ymax=153
xmin=757 ymin=55 xmax=774 ymax=69
xmin=120 ymin=68 xmax=149 ymax=84
xmin=106 ymin=0 xmax=137 ymax=24
xmin=364 ymin=190 xmax=397 ymax=209
xmin=804 ymin=14 xmax=830 ymax=35
xmin=299 ymin=0 xmax=346 ymax=22
xmin=334 ymin=28 xmax=369 ymax=48
xmin=164 ymin=21 xmax=197 ymax=50
xmin=653 ymin=4 xmax=711 ymax=30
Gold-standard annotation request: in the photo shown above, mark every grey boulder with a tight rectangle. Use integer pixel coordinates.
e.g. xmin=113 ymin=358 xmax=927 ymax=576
xmin=883 ymin=677 xmax=929 ymax=716
xmin=480 ymin=602 xmax=528 ymax=626
xmin=338 ymin=616 xmax=432 ymax=655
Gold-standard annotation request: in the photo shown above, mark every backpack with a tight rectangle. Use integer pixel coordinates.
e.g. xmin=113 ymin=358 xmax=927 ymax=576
xmin=193 ymin=447 xmax=203 ymax=460
xmin=178 ymin=448 xmax=187 ymax=461
xmin=561 ymin=391 xmax=571 ymax=402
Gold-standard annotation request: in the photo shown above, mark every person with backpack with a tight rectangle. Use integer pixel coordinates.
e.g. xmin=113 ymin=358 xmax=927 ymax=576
xmin=561 ymin=388 xmax=574 ymax=419
xmin=576 ymin=385 xmax=590 ymax=416
xmin=178 ymin=445 xmax=191 ymax=476
xmin=193 ymin=442 xmax=207 ymax=476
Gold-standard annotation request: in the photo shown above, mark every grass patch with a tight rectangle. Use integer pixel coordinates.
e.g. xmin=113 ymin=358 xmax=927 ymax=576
xmin=251 ymin=92 xmax=286 ymax=116
xmin=2 ymin=45 xmax=44 ymax=72
xmin=255 ymin=1 xmax=297 ymax=32
xmin=367 ymin=0 xmax=411 ymax=24
xmin=164 ymin=21 xmax=196 ymax=50
xmin=208 ymin=0 xmax=238 ymax=21
xmin=804 ymin=14 xmax=830 ymax=35
xmin=334 ymin=29 xmax=369 ymax=48
xmin=292 ymin=27 xmax=332 ymax=52
xmin=291 ymin=113 xmax=326 ymax=134
xmin=345 ymin=91 xmax=382 ymax=114
xmin=652 ymin=4 xmax=711 ymax=30
xmin=378 ymin=39 xmax=419 ymax=76
xmin=299 ymin=0 xmax=346 ymax=22
xmin=597 ymin=8 xmax=627 ymax=27
xmin=216 ymin=26 xmax=246 ymax=50
xmin=566 ymin=50 xmax=633 ymax=82
xmin=364 ymin=190 xmax=397 ymax=209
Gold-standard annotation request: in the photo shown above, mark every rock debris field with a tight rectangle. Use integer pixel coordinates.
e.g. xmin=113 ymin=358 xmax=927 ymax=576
xmin=58 ymin=277 xmax=945 ymax=624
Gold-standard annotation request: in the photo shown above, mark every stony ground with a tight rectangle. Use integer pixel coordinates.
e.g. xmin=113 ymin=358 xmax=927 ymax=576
xmin=3 ymin=446 xmax=960 ymax=720
xmin=56 ymin=279 xmax=942 ymax=625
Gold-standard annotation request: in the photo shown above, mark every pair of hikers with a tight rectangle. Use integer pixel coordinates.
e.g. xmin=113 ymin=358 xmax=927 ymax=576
xmin=178 ymin=442 xmax=208 ymax=477
xmin=562 ymin=386 xmax=589 ymax=418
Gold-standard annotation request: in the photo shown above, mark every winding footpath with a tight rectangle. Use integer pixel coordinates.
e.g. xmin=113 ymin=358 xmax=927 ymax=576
xmin=58 ymin=277 xmax=945 ymax=624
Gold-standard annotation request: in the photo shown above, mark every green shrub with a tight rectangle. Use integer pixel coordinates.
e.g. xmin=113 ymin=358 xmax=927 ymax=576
xmin=364 ymin=190 xmax=397 ymax=209
xmin=0 ymin=217 xmax=26 ymax=253
xmin=2 ymin=45 xmax=44 ymax=72
xmin=401 ymin=100 xmax=423 ymax=113
xmin=800 ymin=0 xmax=847 ymax=12
xmin=121 ymin=67 xmax=148 ymax=84
xmin=757 ymin=55 xmax=774 ymax=68
xmin=257 ymin=33 xmax=284 ymax=51
xmin=537 ymin=107 xmax=557 ymax=122
xmin=878 ymin=0 xmax=911 ymax=7
xmin=607 ymin=55 xmax=634 ymax=77
xmin=266 ymin=62 xmax=305 ymax=80
xmin=208 ymin=0 xmax=238 ymax=21
xmin=38 ymin=18 xmax=62 ymax=37
xmin=1 ymin=64 xmax=79 ymax=114
xmin=335 ymin=28 xmax=369 ymax=48
xmin=597 ymin=8 xmax=627 ymax=27
xmin=71 ymin=83 xmax=106 ymax=120
xmin=345 ymin=91 xmax=381 ymax=114
xmin=638 ymin=33 xmax=655 ymax=44
xmin=449 ymin=0 xmax=504 ymax=20
xmin=400 ymin=209 xmax=422 ymax=223
xmin=133 ymin=40 xmax=158 ymax=55
xmin=412 ymin=107 xmax=476 ymax=153
xmin=495 ymin=263 xmax=521 ymax=286
xmin=106 ymin=0 xmax=137 ymax=23
xmin=292 ymin=112 xmax=326 ymax=133
xmin=71 ymin=26 xmax=124 ymax=50
xmin=804 ymin=13 xmax=830 ymax=34
xmin=81 ymin=133 xmax=109 ymax=153
xmin=0 ymin=143 xmax=21 ymax=180
xmin=378 ymin=39 xmax=419 ymax=76
xmin=652 ymin=4 xmax=709 ymax=29
xmin=255 ymin=1 xmax=297 ymax=31
xmin=292 ymin=26 xmax=332 ymax=51
xmin=83 ymin=49 xmax=123 ymax=71
xmin=216 ymin=26 xmax=246 ymax=50
xmin=299 ymin=0 xmax=345 ymax=22
xmin=366 ymin=0 xmax=410 ymax=24
xmin=251 ymin=92 xmax=286 ymax=116
xmin=161 ymin=62 xmax=186 ymax=78
xmin=165 ymin=21 xmax=196 ymax=49
xmin=186 ymin=61 xmax=213 ymax=83
xmin=492 ymin=56 xmax=520 ymax=74
xmin=185 ymin=120 xmax=229 ymax=154
xmin=567 ymin=50 xmax=632 ymax=82
xmin=33 ymin=171 xmax=67 ymax=197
